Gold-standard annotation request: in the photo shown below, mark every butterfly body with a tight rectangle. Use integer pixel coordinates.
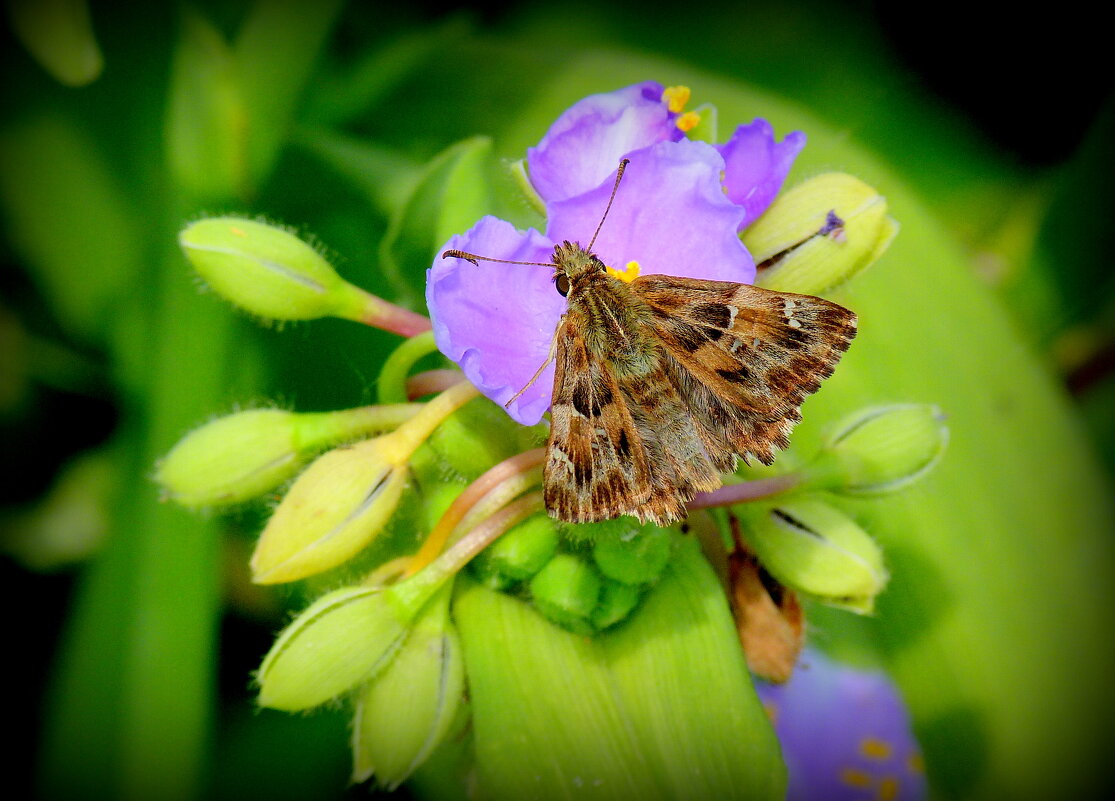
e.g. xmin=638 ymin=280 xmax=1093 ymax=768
xmin=543 ymin=240 xmax=857 ymax=526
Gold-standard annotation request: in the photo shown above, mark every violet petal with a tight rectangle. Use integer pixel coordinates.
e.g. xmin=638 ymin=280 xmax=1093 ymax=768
xmin=527 ymin=81 xmax=683 ymax=204
xmin=427 ymin=217 xmax=562 ymax=425
xmin=547 ymin=138 xmax=754 ymax=284
xmin=757 ymin=649 xmax=928 ymax=801
xmin=717 ymin=119 xmax=806 ymax=229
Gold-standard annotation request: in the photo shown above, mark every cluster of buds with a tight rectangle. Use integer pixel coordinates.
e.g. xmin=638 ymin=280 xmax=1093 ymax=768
xmin=159 ymin=83 xmax=944 ymax=791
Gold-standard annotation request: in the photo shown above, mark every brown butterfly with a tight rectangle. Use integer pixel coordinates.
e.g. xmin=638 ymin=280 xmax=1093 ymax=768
xmin=443 ymin=160 xmax=857 ymax=525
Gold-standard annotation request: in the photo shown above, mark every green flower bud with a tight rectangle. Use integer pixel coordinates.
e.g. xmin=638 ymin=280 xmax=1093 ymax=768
xmin=742 ymin=497 xmax=887 ymax=613
xmin=744 ymin=172 xmax=898 ymax=294
xmin=806 ymin=404 xmax=949 ymax=495
xmin=351 ymin=588 xmax=465 ymax=789
xmin=250 ymin=434 xmax=409 ymax=584
xmin=592 ymin=522 xmax=672 ymax=585
xmin=156 ymin=404 xmax=422 ymax=509
xmin=470 ymin=513 xmax=559 ymax=588
xmin=250 ymin=382 xmax=480 ymax=584
xmin=529 ymin=553 xmax=602 ymax=636
xmin=591 ymin=579 xmax=643 ymax=630
xmin=178 ymin=217 xmax=370 ymax=322
xmin=155 ymin=409 xmax=299 ymax=507
xmin=256 ymin=586 xmax=410 ymax=711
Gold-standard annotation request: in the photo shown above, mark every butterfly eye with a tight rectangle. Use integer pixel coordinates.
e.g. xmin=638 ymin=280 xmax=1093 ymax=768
xmin=555 ymin=274 xmax=570 ymax=297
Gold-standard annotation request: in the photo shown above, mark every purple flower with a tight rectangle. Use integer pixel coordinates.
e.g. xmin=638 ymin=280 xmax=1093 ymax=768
xmin=717 ymin=119 xmax=807 ymax=229
xmin=756 ymin=648 xmax=928 ymax=801
xmin=526 ymin=81 xmax=685 ymax=203
xmin=427 ymin=139 xmax=752 ymax=426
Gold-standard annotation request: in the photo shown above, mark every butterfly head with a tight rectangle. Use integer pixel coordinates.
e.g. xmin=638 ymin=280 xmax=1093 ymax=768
xmin=552 ymin=240 xmax=606 ymax=296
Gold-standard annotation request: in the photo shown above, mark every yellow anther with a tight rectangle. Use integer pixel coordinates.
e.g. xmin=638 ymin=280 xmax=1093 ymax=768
xmin=878 ymin=776 xmax=899 ymax=801
xmin=676 ymin=110 xmax=701 ymax=132
xmin=607 ymin=260 xmax=641 ymax=283
xmin=860 ymin=737 xmax=894 ymax=760
xmin=839 ymin=768 xmax=873 ymax=788
xmin=662 ymin=85 xmax=691 ymax=113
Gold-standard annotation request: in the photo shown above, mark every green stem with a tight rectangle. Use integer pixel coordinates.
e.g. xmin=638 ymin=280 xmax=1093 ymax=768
xmin=377 ymin=330 xmax=439 ymax=405
xmin=294 ymin=403 xmax=424 ymax=450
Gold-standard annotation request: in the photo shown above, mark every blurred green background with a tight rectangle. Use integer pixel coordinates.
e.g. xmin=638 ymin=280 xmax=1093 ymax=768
xmin=2 ymin=1 xmax=1112 ymax=799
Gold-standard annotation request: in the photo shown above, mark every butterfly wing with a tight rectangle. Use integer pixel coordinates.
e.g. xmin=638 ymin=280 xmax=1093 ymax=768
xmin=633 ymin=274 xmax=857 ymax=466
xmin=544 ymin=310 xmax=720 ymax=525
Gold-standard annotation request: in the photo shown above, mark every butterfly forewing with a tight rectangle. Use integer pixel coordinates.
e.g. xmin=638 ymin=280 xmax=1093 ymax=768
xmin=633 ymin=274 xmax=857 ymax=467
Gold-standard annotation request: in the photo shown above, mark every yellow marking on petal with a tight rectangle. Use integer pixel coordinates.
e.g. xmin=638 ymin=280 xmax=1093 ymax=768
xmin=839 ymin=768 xmax=873 ymax=788
xmin=676 ymin=111 xmax=701 ymax=132
xmin=877 ymin=776 xmax=899 ymax=801
xmin=906 ymin=752 xmax=925 ymax=774
xmin=607 ymin=260 xmax=641 ymax=283
xmin=860 ymin=737 xmax=893 ymax=760
xmin=662 ymin=85 xmax=691 ymax=113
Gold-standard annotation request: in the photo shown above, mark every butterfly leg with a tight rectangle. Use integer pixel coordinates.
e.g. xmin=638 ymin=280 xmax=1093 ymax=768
xmin=505 ymin=318 xmax=562 ymax=408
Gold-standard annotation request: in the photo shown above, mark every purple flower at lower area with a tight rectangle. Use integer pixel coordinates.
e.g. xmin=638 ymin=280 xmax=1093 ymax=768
xmin=717 ymin=119 xmax=807 ymax=229
xmin=427 ymin=139 xmax=752 ymax=426
xmin=756 ymin=648 xmax=928 ymax=801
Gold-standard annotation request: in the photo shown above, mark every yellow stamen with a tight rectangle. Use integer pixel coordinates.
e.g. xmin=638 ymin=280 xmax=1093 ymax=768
xmin=839 ymin=768 xmax=873 ymax=788
xmin=607 ymin=260 xmax=641 ymax=283
xmin=676 ymin=110 xmax=701 ymax=132
xmin=860 ymin=737 xmax=893 ymax=760
xmin=662 ymin=85 xmax=691 ymax=113
xmin=878 ymin=776 xmax=899 ymax=801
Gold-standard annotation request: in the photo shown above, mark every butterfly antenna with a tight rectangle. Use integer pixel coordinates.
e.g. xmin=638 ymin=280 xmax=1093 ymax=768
xmin=587 ymin=158 xmax=630 ymax=251
xmin=441 ymin=250 xmax=552 ymax=268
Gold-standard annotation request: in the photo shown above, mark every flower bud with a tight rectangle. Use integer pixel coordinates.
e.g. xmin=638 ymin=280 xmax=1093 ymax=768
xmin=529 ymin=553 xmax=602 ymax=636
xmin=155 ymin=409 xmax=300 ymax=507
xmin=591 ymin=579 xmax=643 ymax=630
xmin=157 ymin=404 xmax=422 ymax=509
xmin=742 ymin=498 xmax=887 ymax=613
xmin=351 ymin=589 xmax=465 ymax=789
xmin=179 ymin=217 xmax=367 ymax=321
xmin=250 ymin=434 xmax=409 ymax=584
xmin=470 ymin=513 xmax=559 ymax=589
xmin=744 ymin=172 xmax=898 ymax=294
xmin=592 ymin=522 xmax=672 ymax=585
xmin=256 ymin=586 xmax=410 ymax=711
xmin=806 ymin=404 xmax=949 ymax=495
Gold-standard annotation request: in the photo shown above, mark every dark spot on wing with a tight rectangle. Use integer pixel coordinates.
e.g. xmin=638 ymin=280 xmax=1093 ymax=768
xmin=616 ymin=427 xmax=631 ymax=459
xmin=717 ymin=365 xmax=752 ymax=384
xmin=695 ymin=302 xmax=731 ymax=329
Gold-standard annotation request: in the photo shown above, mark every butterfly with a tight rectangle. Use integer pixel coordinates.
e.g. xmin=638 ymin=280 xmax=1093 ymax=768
xmin=443 ymin=160 xmax=857 ymax=525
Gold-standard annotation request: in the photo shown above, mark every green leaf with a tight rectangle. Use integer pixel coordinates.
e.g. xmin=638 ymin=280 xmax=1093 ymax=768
xmin=455 ymin=535 xmax=785 ymax=800
xmin=7 ymin=0 xmax=103 ymax=86
xmin=163 ymin=10 xmax=249 ymax=200
xmin=378 ymin=136 xmax=494 ymax=306
xmin=233 ymin=0 xmax=345 ymax=185
xmin=0 ymin=114 xmax=141 ymax=340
